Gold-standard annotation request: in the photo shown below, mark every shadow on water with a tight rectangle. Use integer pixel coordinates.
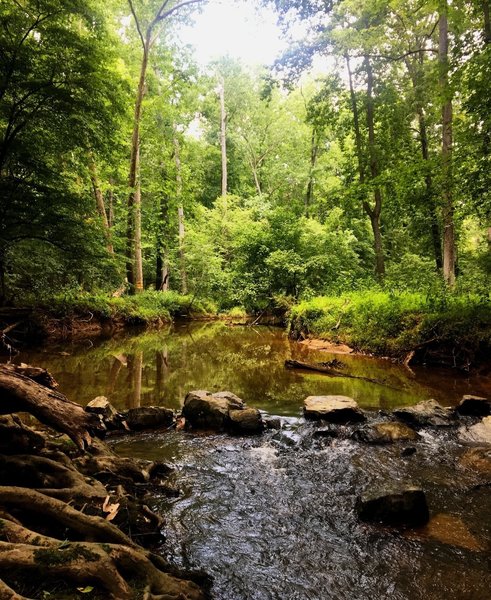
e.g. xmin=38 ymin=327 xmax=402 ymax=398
xmin=113 ymin=423 xmax=491 ymax=600
xmin=8 ymin=323 xmax=491 ymax=599
xmin=10 ymin=322 xmax=491 ymax=414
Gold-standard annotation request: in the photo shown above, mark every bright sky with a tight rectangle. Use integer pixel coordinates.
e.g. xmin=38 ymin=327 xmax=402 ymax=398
xmin=176 ymin=0 xmax=287 ymax=66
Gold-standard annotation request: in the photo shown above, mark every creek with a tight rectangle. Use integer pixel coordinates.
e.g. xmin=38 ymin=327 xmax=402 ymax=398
xmin=12 ymin=322 xmax=491 ymax=599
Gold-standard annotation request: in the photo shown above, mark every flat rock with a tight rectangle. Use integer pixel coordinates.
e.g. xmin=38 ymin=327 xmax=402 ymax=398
xmin=393 ymin=399 xmax=455 ymax=427
xmin=86 ymin=396 xmax=124 ymax=430
xmin=303 ymin=395 xmax=366 ymax=423
xmin=355 ymin=421 xmax=421 ymax=444
xmin=127 ymin=406 xmax=174 ymax=431
xmin=456 ymin=395 xmax=491 ymax=417
xmin=357 ymin=485 xmax=429 ymax=526
xmin=459 ymin=416 xmax=491 ymax=444
xmin=183 ymin=390 xmax=263 ymax=434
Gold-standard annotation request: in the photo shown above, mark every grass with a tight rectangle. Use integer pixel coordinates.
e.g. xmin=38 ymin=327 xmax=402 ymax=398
xmin=289 ymin=290 xmax=491 ymax=363
xmin=37 ymin=290 xmax=218 ymax=324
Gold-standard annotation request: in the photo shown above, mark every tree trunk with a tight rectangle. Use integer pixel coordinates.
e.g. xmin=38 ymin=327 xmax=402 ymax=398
xmin=126 ymin=35 xmax=150 ymax=292
xmin=484 ymin=0 xmax=491 ymax=43
xmin=156 ymin=191 xmax=170 ymax=292
xmin=173 ymin=130 xmax=187 ymax=294
xmin=0 ymin=365 xmax=105 ymax=450
xmin=89 ymin=156 xmax=114 ymax=254
xmin=365 ymin=56 xmax=385 ymax=278
xmin=405 ymin=55 xmax=442 ymax=270
xmin=439 ymin=1 xmax=456 ymax=286
xmin=305 ymin=128 xmax=319 ymax=217
xmin=219 ymin=77 xmax=228 ymax=197
xmin=346 ymin=54 xmax=365 ymax=185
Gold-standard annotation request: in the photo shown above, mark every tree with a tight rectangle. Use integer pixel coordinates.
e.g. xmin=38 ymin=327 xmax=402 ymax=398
xmin=126 ymin=0 xmax=204 ymax=292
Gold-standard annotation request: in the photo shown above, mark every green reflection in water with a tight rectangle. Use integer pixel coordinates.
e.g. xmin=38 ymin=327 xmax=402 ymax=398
xmin=13 ymin=322 xmax=491 ymax=415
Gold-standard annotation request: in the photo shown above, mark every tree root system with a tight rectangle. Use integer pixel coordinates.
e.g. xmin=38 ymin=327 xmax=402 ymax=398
xmin=0 ymin=364 xmax=210 ymax=599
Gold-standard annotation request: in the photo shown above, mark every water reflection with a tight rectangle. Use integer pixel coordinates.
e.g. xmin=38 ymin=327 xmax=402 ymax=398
xmin=10 ymin=322 xmax=491 ymax=415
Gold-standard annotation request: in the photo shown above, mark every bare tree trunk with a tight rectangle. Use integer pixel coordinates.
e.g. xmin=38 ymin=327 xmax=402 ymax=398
xmin=305 ymin=128 xmax=318 ymax=217
xmin=346 ymin=54 xmax=365 ymax=185
xmin=89 ymin=158 xmax=114 ymax=254
xmin=404 ymin=55 xmax=442 ymax=270
xmin=156 ymin=191 xmax=169 ymax=292
xmin=173 ymin=130 xmax=187 ymax=294
xmin=484 ymin=0 xmax=491 ymax=43
xmin=439 ymin=1 xmax=456 ymax=286
xmin=126 ymin=33 xmax=149 ymax=292
xmin=364 ymin=56 xmax=385 ymax=278
xmin=218 ymin=77 xmax=228 ymax=197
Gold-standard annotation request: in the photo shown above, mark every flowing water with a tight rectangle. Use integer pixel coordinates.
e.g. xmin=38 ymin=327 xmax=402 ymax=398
xmin=11 ymin=322 xmax=491 ymax=599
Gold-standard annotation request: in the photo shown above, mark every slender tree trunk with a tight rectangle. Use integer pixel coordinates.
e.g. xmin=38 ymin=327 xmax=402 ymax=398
xmin=173 ymin=130 xmax=187 ymax=294
xmin=305 ymin=128 xmax=318 ymax=217
xmin=126 ymin=34 xmax=150 ymax=292
xmin=404 ymin=55 xmax=442 ymax=270
xmin=156 ymin=191 xmax=169 ymax=292
xmin=439 ymin=1 xmax=456 ymax=286
xmin=88 ymin=157 xmax=113 ymax=254
xmin=218 ymin=78 xmax=227 ymax=197
xmin=364 ymin=56 xmax=385 ymax=278
xmin=108 ymin=181 xmax=114 ymax=229
xmin=346 ymin=54 xmax=365 ymax=185
xmin=484 ymin=0 xmax=491 ymax=43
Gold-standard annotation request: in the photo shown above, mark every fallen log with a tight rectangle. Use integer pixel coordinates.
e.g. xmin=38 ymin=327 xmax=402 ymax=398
xmin=0 ymin=365 xmax=105 ymax=450
xmin=285 ymin=359 xmax=401 ymax=390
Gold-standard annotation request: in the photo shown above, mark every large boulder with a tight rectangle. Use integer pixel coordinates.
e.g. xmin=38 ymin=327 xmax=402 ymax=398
xmin=393 ymin=399 xmax=455 ymax=428
xmin=126 ymin=406 xmax=174 ymax=431
xmin=459 ymin=416 xmax=491 ymax=444
xmin=357 ymin=485 xmax=429 ymax=526
xmin=303 ymin=395 xmax=366 ymax=423
xmin=183 ymin=390 xmax=264 ymax=434
xmin=355 ymin=421 xmax=421 ymax=444
xmin=456 ymin=395 xmax=491 ymax=417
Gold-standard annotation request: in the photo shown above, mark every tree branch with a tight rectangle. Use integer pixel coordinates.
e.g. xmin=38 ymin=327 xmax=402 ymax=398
xmin=127 ymin=0 xmax=145 ymax=49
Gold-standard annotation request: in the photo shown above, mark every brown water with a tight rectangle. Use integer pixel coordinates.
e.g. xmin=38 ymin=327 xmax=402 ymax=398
xmin=12 ymin=321 xmax=491 ymax=414
xmin=10 ymin=323 xmax=491 ymax=600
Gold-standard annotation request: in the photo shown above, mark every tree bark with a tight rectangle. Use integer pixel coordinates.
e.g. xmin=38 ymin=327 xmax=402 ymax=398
xmin=219 ymin=77 xmax=228 ymax=197
xmin=305 ymin=128 xmax=319 ymax=217
xmin=89 ymin=156 xmax=114 ymax=254
xmin=439 ymin=1 xmax=456 ymax=286
xmin=174 ymin=129 xmax=187 ymax=294
xmin=156 ymin=190 xmax=170 ymax=291
xmin=0 ymin=365 xmax=105 ymax=450
xmin=404 ymin=55 xmax=442 ymax=270
xmin=364 ymin=56 xmax=385 ymax=278
xmin=346 ymin=54 xmax=365 ymax=184
xmin=484 ymin=0 xmax=491 ymax=43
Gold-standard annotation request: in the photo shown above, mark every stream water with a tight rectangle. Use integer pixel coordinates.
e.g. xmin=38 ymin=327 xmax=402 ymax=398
xmin=11 ymin=322 xmax=491 ymax=599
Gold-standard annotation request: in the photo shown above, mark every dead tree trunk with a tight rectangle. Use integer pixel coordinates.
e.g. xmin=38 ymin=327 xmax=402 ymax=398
xmin=173 ymin=128 xmax=187 ymax=294
xmin=0 ymin=365 xmax=104 ymax=450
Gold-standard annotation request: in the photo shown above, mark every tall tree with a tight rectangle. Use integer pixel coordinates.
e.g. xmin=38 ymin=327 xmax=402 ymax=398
xmin=126 ymin=0 xmax=203 ymax=292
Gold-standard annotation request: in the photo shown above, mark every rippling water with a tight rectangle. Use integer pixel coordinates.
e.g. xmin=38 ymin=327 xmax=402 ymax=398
xmin=10 ymin=323 xmax=491 ymax=599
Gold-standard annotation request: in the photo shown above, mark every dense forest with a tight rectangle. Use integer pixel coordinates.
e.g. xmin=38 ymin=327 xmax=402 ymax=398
xmin=1 ymin=0 xmax=490 ymax=360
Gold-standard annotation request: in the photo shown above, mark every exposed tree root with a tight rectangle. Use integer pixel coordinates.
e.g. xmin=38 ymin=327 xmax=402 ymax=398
xmin=0 ymin=365 xmax=105 ymax=450
xmin=0 ymin=364 xmax=209 ymax=599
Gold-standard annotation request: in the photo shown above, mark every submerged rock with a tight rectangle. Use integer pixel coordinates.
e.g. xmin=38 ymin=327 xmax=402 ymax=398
xmin=456 ymin=395 xmax=491 ymax=417
xmin=459 ymin=447 xmax=491 ymax=478
xmin=303 ymin=395 xmax=366 ymax=423
xmin=357 ymin=486 xmax=429 ymax=526
xmin=459 ymin=416 xmax=491 ymax=444
xmin=393 ymin=399 xmax=455 ymax=428
xmin=126 ymin=406 xmax=174 ymax=431
xmin=183 ymin=390 xmax=264 ymax=434
xmin=355 ymin=421 xmax=421 ymax=444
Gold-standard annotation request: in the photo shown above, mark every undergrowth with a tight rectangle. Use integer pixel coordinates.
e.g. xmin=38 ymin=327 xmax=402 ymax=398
xmin=289 ymin=290 xmax=491 ymax=362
